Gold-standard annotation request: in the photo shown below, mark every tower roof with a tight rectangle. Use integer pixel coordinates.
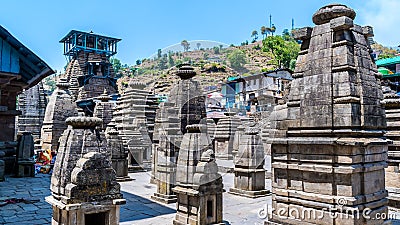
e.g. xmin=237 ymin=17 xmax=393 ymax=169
xmin=60 ymin=30 xmax=121 ymax=57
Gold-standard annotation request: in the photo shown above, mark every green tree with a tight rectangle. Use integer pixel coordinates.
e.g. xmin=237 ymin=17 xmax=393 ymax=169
xmin=213 ymin=46 xmax=220 ymax=54
xmin=110 ymin=58 xmax=122 ymax=73
xmin=227 ymin=49 xmax=247 ymax=71
xmin=262 ymin=35 xmax=300 ymax=70
xmin=261 ymin=26 xmax=267 ymax=39
xmin=168 ymin=51 xmax=175 ymax=67
xmin=196 ymin=42 xmax=201 ymax=50
xmin=372 ymin=43 xmax=398 ymax=59
xmin=158 ymin=54 xmax=168 ymax=70
xmin=282 ymin=29 xmax=291 ymax=41
xmin=251 ymin=30 xmax=258 ymax=42
xmin=157 ymin=49 xmax=162 ymax=58
xmin=136 ymin=59 xmax=142 ymax=65
xmin=271 ymin=24 xmax=276 ymax=36
xmin=203 ymin=52 xmax=209 ymax=60
xmin=181 ymin=40 xmax=190 ymax=52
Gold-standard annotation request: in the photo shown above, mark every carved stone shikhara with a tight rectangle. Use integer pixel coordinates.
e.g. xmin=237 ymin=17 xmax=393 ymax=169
xmin=173 ymin=125 xmax=223 ymax=225
xmin=382 ymin=85 xmax=400 ymax=208
xmin=113 ymin=81 xmax=157 ymax=170
xmin=17 ymin=82 xmax=47 ymax=140
xmin=269 ymin=4 xmax=388 ymax=224
xmin=230 ymin=129 xmax=269 ymax=198
xmin=46 ymin=115 xmax=125 ymax=225
xmin=40 ymin=78 xmax=78 ymax=153
xmin=214 ymin=112 xmax=242 ymax=160
xmin=152 ymin=65 xmax=207 ymax=204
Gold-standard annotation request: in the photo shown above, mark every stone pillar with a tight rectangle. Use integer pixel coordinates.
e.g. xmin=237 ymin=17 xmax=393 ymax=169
xmin=382 ymin=86 xmax=400 ymax=207
xmin=173 ymin=125 xmax=222 ymax=225
xmin=106 ymin=119 xmax=131 ymax=182
xmin=214 ymin=112 xmax=242 ymax=159
xmin=40 ymin=78 xmax=77 ymax=152
xmin=229 ymin=128 xmax=269 ymax=197
xmin=46 ymin=115 xmax=124 ymax=225
xmin=268 ymin=4 xmax=388 ymax=224
xmin=15 ymin=131 xmax=35 ymax=177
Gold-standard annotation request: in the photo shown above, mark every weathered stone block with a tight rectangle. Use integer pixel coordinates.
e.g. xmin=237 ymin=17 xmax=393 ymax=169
xmin=330 ymin=16 xmax=354 ymax=30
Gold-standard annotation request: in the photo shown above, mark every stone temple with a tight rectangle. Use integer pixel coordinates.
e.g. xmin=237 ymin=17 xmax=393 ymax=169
xmin=152 ymin=64 xmax=207 ymax=204
xmin=382 ymin=84 xmax=400 ymax=208
xmin=16 ymin=81 xmax=47 ymax=141
xmin=46 ymin=115 xmax=125 ymax=225
xmin=269 ymin=4 xmax=388 ymax=224
xmin=4 ymin=4 xmax=400 ymax=225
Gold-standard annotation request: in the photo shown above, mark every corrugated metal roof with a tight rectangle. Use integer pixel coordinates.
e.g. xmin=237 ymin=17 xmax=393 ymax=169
xmin=376 ymin=56 xmax=400 ymax=67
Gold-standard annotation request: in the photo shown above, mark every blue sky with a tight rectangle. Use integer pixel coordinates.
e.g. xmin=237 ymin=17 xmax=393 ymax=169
xmin=0 ymin=0 xmax=398 ymax=73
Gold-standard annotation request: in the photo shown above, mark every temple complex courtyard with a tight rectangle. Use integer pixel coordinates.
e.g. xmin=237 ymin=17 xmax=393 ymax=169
xmin=3 ymin=3 xmax=400 ymax=225
xmin=0 ymin=167 xmax=271 ymax=225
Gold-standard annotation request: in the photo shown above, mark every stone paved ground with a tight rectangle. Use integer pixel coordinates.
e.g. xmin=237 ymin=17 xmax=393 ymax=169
xmin=0 ymin=171 xmax=271 ymax=225
xmin=1 ymin=168 xmax=400 ymax=225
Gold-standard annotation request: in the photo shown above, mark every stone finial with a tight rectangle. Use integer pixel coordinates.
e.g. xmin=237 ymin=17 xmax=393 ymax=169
xmin=176 ymin=64 xmax=196 ymax=80
xmin=106 ymin=122 xmax=119 ymax=135
xmin=224 ymin=111 xmax=237 ymax=117
xmin=237 ymin=125 xmax=245 ymax=131
xmin=128 ymin=80 xmax=146 ymax=89
xmin=312 ymin=4 xmax=356 ymax=25
xmin=96 ymin=89 xmax=111 ymax=102
xmin=245 ymin=127 xmax=259 ymax=135
xmin=186 ymin=124 xmax=204 ymax=133
xmin=200 ymin=149 xmax=215 ymax=162
xmin=65 ymin=116 xmax=103 ymax=129
xmin=56 ymin=77 xmax=70 ymax=89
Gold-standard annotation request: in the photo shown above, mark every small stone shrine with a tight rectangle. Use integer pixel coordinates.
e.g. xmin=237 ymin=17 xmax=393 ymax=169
xmin=47 ymin=115 xmax=124 ymax=225
xmin=382 ymin=85 xmax=400 ymax=207
xmin=40 ymin=78 xmax=77 ymax=152
xmin=152 ymin=64 xmax=207 ymax=203
xmin=173 ymin=125 xmax=222 ymax=225
xmin=15 ymin=131 xmax=35 ymax=177
xmin=167 ymin=64 xmax=206 ymax=134
xmin=93 ymin=89 xmax=115 ymax=131
xmin=232 ymin=125 xmax=245 ymax=158
xmin=16 ymin=82 xmax=47 ymax=140
xmin=214 ymin=112 xmax=242 ymax=159
xmin=113 ymin=81 xmax=155 ymax=169
xmin=106 ymin=119 xmax=131 ymax=182
xmin=269 ymin=4 xmax=388 ymax=224
xmin=151 ymin=104 xmax=181 ymax=203
xmin=229 ymin=128 xmax=268 ymax=198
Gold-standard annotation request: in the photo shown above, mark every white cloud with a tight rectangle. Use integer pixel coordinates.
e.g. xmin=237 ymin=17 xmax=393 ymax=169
xmin=359 ymin=0 xmax=400 ymax=47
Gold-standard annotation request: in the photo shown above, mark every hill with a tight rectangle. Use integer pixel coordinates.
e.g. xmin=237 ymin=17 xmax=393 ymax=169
xmin=117 ymin=40 xmax=275 ymax=94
